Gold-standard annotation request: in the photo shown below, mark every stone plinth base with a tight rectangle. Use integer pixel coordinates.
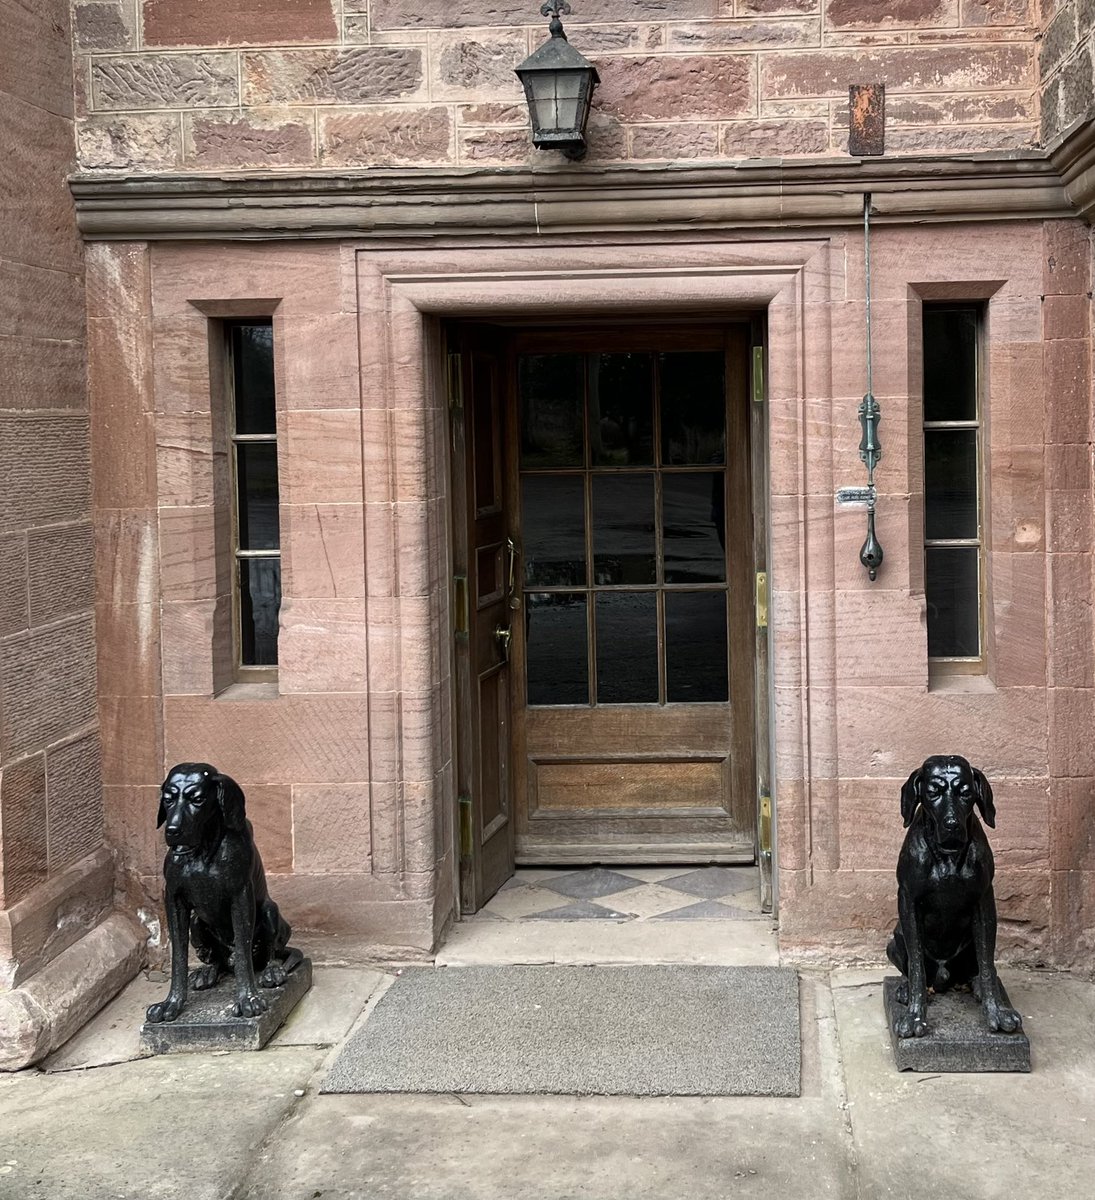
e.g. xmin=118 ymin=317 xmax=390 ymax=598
xmin=884 ymin=976 xmax=1031 ymax=1073
xmin=140 ymin=959 xmax=313 ymax=1055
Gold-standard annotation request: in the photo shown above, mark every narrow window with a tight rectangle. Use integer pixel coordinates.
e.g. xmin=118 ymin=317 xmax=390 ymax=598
xmin=227 ymin=321 xmax=281 ymax=672
xmin=923 ymin=305 xmax=983 ymax=669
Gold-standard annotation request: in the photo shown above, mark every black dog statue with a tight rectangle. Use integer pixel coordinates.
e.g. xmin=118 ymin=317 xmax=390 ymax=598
xmin=886 ymin=754 xmax=1023 ymax=1039
xmin=146 ymin=763 xmax=303 ymax=1024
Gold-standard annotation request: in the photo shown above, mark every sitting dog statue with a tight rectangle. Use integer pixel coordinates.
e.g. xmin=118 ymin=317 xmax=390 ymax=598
xmin=146 ymin=763 xmax=303 ymax=1024
xmin=886 ymin=754 xmax=1023 ymax=1039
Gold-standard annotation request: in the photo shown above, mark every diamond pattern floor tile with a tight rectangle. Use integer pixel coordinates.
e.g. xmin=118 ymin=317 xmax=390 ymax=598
xmin=659 ymin=867 xmax=756 ymax=900
xmin=526 ymin=900 xmax=633 ymax=920
xmin=539 ymin=868 xmax=644 ymax=901
xmin=651 ymin=899 xmax=768 ymax=921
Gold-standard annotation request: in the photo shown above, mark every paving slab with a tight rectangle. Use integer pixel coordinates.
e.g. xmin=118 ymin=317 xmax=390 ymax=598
xmin=832 ymin=968 xmax=1095 ymax=1200
xmin=0 ymin=1047 xmax=322 ymax=1200
xmin=436 ymin=917 xmax=779 ymax=967
xmin=271 ymin=965 xmax=387 ymax=1047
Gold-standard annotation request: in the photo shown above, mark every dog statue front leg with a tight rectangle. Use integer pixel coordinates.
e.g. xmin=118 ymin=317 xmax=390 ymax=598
xmin=146 ymin=895 xmax=191 ymax=1023
xmin=231 ymin=884 xmax=268 ymax=1019
xmin=972 ymin=892 xmax=1023 ymax=1034
xmin=893 ymin=887 xmax=930 ymax=1038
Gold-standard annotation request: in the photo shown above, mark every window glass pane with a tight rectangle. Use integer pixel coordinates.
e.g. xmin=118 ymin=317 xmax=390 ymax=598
xmin=596 ymin=593 xmax=659 ymax=704
xmin=663 ymin=472 xmax=726 ymax=583
xmin=924 ymin=430 xmax=978 ymax=541
xmin=522 ymin=475 xmax=586 ymax=587
xmin=924 ymin=308 xmax=977 ymax=423
xmin=926 ymin=547 xmax=980 ymax=657
xmin=240 ymin=558 xmax=281 ymax=666
xmin=527 ymin=592 xmax=588 ymax=705
xmin=666 ymin=591 xmax=728 ymax=703
xmin=232 ymin=323 xmax=276 ymax=435
xmin=659 ymin=351 xmax=726 ymax=465
xmin=590 ymin=353 xmax=654 ymax=466
xmin=236 ymin=444 xmax=280 ymax=550
xmin=592 ymin=474 xmax=655 ymax=586
xmin=519 ymin=354 xmax=584 ymax=468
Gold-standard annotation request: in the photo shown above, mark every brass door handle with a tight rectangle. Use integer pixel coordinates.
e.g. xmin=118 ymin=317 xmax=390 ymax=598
xmin=494 ymin=625 xmax=512 ymax=661
xmin=505 ymin=537 xmax=519 ymax=596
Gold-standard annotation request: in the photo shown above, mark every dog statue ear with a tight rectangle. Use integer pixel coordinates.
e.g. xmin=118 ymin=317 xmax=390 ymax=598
xmin=215 ymin=774 xmax=247 ymax=832
xmin=156 ymin=795 xmax=167 ymax=828
xmin=900 ymin=768 xmax=922 ymax=828
xmin=972 ymin=768 xmax=996 ymax=828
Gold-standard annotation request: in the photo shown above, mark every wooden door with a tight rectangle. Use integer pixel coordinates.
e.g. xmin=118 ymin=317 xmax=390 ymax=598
xmin=509 ymin=326 xmax=756 ymax=864
xmin=450 ymin=330 xmax=516 ymax=913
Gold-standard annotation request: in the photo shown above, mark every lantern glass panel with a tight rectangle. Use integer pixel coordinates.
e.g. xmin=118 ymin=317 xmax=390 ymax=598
xmin=527 ymin=69 xmax=586 ymax=135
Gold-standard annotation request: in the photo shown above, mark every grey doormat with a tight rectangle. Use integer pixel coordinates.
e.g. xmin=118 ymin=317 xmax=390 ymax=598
xmin=321 ymin=964 xmax=800 ymax=1096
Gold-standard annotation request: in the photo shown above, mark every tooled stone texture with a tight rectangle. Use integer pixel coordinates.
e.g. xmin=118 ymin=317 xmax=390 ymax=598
xmin=243 ymin=47 xmax=423 ymax=105
xmin=91 ymin=52 xmax=239 ymax=110
xmin=185 ymin=112 xmax=316 ymax=168
xmin=827 ymin=0 xmax=955 ymax=26
xmin=598 ymin=54 xmax=754 ymax=121
xmin=321 ymin=108 xmax=454 ymax=166
xmin=368 ymin=0 xmax=714 ymax=27
xmin=78 ymin=113 xmax=181 ymax=171
xmin=74 ymin=2 xmax=135 ymax=51
xmin=961 ymin=0 xmax=1034 ymax=24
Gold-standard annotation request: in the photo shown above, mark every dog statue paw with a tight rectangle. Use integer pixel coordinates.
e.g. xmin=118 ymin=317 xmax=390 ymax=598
xmin=145 ymin=762 xmax=305 ymax=1026
xmin=885 ymin=755 xmax=1023 ymax=1040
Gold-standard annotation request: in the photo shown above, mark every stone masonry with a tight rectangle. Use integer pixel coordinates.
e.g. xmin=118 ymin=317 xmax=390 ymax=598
xmin=72 ymin=0 xmax=1043 ymax=171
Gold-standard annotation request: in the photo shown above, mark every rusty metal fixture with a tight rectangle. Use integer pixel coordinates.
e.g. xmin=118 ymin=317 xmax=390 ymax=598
xmin=859 ymin=191 xmax=884 ymax=581
xmin=849 ymin=83 xmax=885 ymax=157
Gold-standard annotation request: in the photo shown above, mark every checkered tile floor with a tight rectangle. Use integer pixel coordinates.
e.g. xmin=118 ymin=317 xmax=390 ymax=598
xmin=478 ymin=866 xmax=765 ymax=922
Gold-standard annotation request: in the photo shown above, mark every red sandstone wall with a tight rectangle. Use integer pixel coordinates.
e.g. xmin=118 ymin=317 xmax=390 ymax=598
xmin=71 ymin=0 xmax=1041 ymax=172
xmin=1038 ymin=0 xmax=1095 ymax=144
xmin=0 ymin=1 xmax=103 ymax=978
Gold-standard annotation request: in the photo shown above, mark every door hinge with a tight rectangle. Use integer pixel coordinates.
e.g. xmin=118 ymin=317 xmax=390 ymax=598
xmin=758 ymin=793 xmax=773 ymax=864
xmin=447 ymin=352 xmax=464 ymax=410
xmin=458 ymin=792 xmax=473 ymax=859
xmin=453 ymin=574 xmax=469 ymax=638
xmin=755 ymin=571 xmax=768 ymax=629
xmin=751 ymin=345 xmax=765 ymax=404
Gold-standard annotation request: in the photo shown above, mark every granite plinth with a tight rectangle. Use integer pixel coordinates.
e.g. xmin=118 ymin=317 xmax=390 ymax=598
xmin=883 ymin=976 xmax=1030 ymax=1073
xmin=140 ymin=959 xmax=312 ymax=1055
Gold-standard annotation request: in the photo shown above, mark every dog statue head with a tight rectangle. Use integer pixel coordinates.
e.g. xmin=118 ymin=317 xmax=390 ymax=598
xmin=158 ymin=762 xmax=247 ymax=853
xmin=900 ymin=754 xmax=995 ymax=852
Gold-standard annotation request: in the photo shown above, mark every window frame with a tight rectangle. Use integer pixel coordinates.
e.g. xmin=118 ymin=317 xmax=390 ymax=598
xmin=922 ymin=303 xmax=987 ymax=676
xmin=225 ymin=318 xmax=281 ymax=682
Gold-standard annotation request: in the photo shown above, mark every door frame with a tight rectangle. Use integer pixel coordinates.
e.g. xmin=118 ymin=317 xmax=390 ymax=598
xmin=445 ymin=314 xmax=773 ymax=908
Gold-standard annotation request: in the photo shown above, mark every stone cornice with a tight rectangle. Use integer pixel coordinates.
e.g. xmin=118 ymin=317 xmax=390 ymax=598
xmin=1049 ymin=117 xmax=1095 ymax=224
xmin=70 ymin=151 xmax=1076 ymax=242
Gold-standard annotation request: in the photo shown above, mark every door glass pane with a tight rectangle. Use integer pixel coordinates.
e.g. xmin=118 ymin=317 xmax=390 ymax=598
xmin=925 ymin=430 xmax=978 ymax=541
xmin=519 ymin=354 xmax=584 ymax=468
xmin=924 ymin=309 xmax=977 ymax=423
xmin=236 ymin=444 xmax=280 ymax=550
xmin=596 ymin=593 xmax=659 ymax=704
xmin=663 ymin=472 xmax=726 ymax=583
xmin=590 ymin=353 xmax=654 ymax=466
xmin=666 ymin=591 xmax=728 ymax=702
xmin=926 ymin=547 xmax=980 ymax=657
xmin=592 ymin=474 xmax=655 ymax=586
xmin=527 ymin=592 xmax=588 ymax=705
xmin=522 ymin=475 xmax=586 ymax=587
xmin=472 ymin=358 xmax=500 ymax=514
xmin=660 ymin=351 xmax=726 ymax=465
xmin=231 ymin=323 xmax=276 ymax=435
xmin=240 ymin=558 xmax=281 ymax=666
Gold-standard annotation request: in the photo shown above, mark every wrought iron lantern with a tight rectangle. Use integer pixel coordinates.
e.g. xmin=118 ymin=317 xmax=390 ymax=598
xmin=515 ymin=2 xmax=600 ymax=160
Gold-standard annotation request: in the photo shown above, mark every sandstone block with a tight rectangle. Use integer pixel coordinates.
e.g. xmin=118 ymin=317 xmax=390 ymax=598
xmin=0 ymin=755 xmax=48 ymax=908
xmin=598 ymin=54 xmax=754 ymax=121
xmin=1043 ymin=293 xmax=1090 ymax=341
xmin=0 ymin=414 xmax=91 ymax=533
xmin=91 ymin=52 xmax=239 ymax=110
xmin=99 ymin=694 xmax=165 ymax=788
xmin=27 ymin=523 xmax=95 ymax=627
xmin=887 ymin=93 xmax=1033 ymax=124
xmin=292 ymin=784 xmax=372 ymax=872
xmin=667 ymin=18 xmax=820 ymax=49
xmin=278 ymin=598 xmax=370 ymax=694
xmin=0 ymin=534 xmax=28 ymax=637
xmin=1043 ymin=219 xmax=1092 ymax=296
xmin=761 ymin=45 xmax=1033 ymax=99
xmin=280 ymin=504 xmax=366 ymax=598
xmin=430 ymin=31 xmax=527 ymax=102
xmin=1049 ymin=778 xmax=1095 ymax=872
xmin=103 ymin=784 xmax=163 ymax=876
xmin=320 ymin=107 xmax=454 ymax=166
xmin=722 ymin=117 xmax=830 ymax=156
xmin=369 ymin=0 xmax=715 ymax=27
xmin=1060 ymin=44 xmax=1095 ymax=129
xmin=243 ymin=47 xmax=423 ymax=105
xmin=45 ymin=734 xmax=104 ymax=874
xmin=960 ymin=0 xmax=1033 ymax=23
xmin=2 ymin=0 xmax=75 ymax=118
xmin=78 ymin=111 xmax=182 ymax=171
xmin=143 ymin=0 xmax=337 ymax=47
xmin=74 ymin=1 xmax=135 ymax=51
xmin=0 ymin=259 xmax=82 ymax=342
xmin=826 ymin=0 xmax=956 ymax=27
xmin=1039 ymin=7 xmax=1078 ymax=81
xmin=0 ymin=336 xmax=87 ymax=413
xmin=569 ymin=25 xmax=663 ymax=53
xmin=1047 ymin=553 xmax=1095 ymax=687
xmin=1044 ymin=338 xmax=1091 ymax=445
xmin=736 ymin=0 xmax=819 ymax=12
xmin=629 ymin=122 xmax=720 ymax=159
xmin=458 ymin=102 xmax=527 ymax=125
xmin=1049 ymin=688 xmax=1095 ymax=778
xmin=184 ymin=110 xmax=316 ymax=169
xmin=459 ymin=126 xmax=533 ymax=164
